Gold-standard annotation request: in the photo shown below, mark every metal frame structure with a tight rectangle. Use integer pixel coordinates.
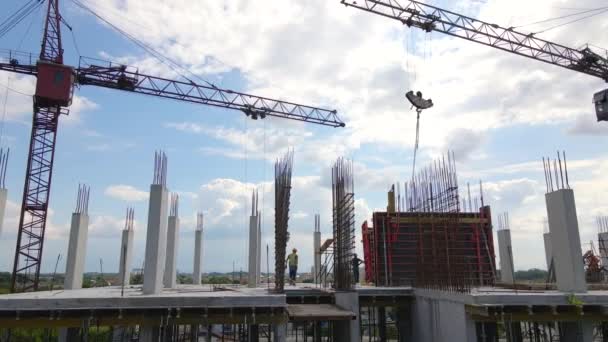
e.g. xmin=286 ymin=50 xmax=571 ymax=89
xmin=340 ymin=0 xmax=608 ymax=80
xmin=11 ymin=77 xmax=67 ymax=292
xmin=362 ymin=155 xmax=495 ymax=292
xmin=0 ymin=55 xmax=345 ymax=128
xmin=274 ymin=150 xmax=294 ymax=293
xmin=1 ymin=0 xmax=343 ymax=292
xmin=331 ymin=158 xmax=355 ymax=290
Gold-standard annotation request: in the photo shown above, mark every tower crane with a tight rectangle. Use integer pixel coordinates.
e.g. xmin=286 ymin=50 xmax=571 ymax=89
xmin=340 ymin=0 xmax=608 ymax=121
xmin=0 ymin=0 xmax=344 ymax=292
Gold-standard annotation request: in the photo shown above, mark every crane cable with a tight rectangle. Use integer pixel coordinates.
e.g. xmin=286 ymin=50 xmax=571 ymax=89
xmin=411 ymin=109 xmax=421 ymax=180
xmin=513 ymin=6 xmax=608 ymax=29
xmin=0 ymin=0 xmax=44 ymax=39
xmin=70 ymin=0 xmax=216 ymax=88
xmin=0 ymin=1 xmax=43 ymax=147
xmin=534 ymin=8 xmax=608 ymax=34
xmin=410 ymin=32 xmax=430 ymax=180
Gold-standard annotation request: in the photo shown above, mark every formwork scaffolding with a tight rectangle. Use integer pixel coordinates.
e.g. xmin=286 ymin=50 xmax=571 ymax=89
xmin=362 ymin=153 xmax=495 ymax=292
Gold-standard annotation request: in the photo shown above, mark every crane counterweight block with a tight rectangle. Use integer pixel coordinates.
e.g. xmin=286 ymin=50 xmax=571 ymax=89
xmin=34 ymin=61 xmax=75 ymax=108
xmin=594 ymin=89 xmax=608 ymax=122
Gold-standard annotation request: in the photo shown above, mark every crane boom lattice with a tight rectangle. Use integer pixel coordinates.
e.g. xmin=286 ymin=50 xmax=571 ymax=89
xmin=341 ymin=0 xmax=608 ymax=81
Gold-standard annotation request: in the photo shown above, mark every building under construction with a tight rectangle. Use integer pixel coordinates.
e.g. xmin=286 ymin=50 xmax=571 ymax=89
xmin=363 ymin=154 xmax=495 ymax=292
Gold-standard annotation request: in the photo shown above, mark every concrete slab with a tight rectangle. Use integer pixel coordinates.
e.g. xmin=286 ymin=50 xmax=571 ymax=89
xmin=0 ymin=285 xmax=286 ymax=310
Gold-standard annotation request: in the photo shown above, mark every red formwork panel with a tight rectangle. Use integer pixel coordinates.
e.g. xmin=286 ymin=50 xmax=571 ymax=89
xmin=35 ymin=61 xmax=74 ymax=107
xmin=362 ymin=207 xmax=495 ymax=289
xmin=362 ymin=221 xmax=374 ymax=284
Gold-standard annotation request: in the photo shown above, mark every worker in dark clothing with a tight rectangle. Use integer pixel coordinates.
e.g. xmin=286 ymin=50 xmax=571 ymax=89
xmin=352 ymin=253 xmax=364 ymax=284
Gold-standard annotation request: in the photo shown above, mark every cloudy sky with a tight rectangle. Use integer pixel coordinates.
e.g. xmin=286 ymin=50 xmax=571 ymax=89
xmin=0 ymin=0 xmax=607 ymax=275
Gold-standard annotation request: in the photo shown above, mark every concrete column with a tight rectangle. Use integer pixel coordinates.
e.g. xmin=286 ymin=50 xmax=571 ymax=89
xmin=314 ymin=322 xmax=322 ymax=342
xmin=139 ymin=326 xmax=160 ymax=342
xmin=257 ymin=214 xmax=261 ymax=284
xmin=194 ymin=213 xmax=204 ymax=285
xmin=118 ymin=229 xmax=134 ymax=286
xmin=0 ymin=188 xmax=7 ymax=237
xmin=248 ymin=324 xmax=259 ymax=342
xmin=64 ymin=213 xmax=89 ymax=290
xmin=314 ymin=231 xmax=321 ymax=283
xmin=143 ymin=183 xmax=169 ymax=295
xmin=314 ymin=214 xmax=321 ymax=284
xmin=378 ymin=306 xmax=387 ymax=342
xmin=412 ymin=291 xmax=477 ymax=342
xmin=560 ymin=322 xmax=593 ymax=342
xmin=273 ymin=324 xmax=287 ymax=342
xmin=545 ymin=189 xmax=586 ymax=292
xmin=248 ymin=215 xmax=259 ymax=288
xmin=476 ymin=322 xmax=498 ymax=341
xmin=334 ymin=291 xmax=361 ymax=342
xmin=543 ymin=232 xmax=553 ymax=272
xmin=193 ymin=230 xmax=203 ymax=284
xmin=164 ymin=215 xmax=179 ymax=288
xmin=505 ymin=322 xmax=523 ymax=342
xmin=498 ymin=229 xmax=515 ymax=284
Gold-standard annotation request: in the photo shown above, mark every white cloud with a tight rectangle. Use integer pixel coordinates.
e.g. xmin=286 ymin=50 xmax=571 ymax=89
xmin=104 ymin=184 xmax=148 ymax=201
xmin=0 ymin=72 xmax=98 ymax=126
xmin=41 ymin=0 xmax=608 ymax=272
xmin=567 ymin=114 xmax=608 ymax=136
xmin=84 ymin=0 xmax=608 ymax=171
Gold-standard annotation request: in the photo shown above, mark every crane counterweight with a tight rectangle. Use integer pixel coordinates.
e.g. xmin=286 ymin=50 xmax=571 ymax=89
xmin=34 ymin=61 xmax=74 ymax=107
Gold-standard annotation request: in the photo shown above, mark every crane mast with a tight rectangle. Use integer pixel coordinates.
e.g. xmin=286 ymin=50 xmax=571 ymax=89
xmin=2 ymin=0 xmax=342 ymax=292
xmin=10 ymin=0 xmax=72 ymax=292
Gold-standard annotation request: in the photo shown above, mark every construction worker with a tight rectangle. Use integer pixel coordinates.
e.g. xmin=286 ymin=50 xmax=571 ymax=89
xmin=352 ymin=253 xmax=364 ymax=285
xmin=286 ymin=248 xmax=298 ymax=285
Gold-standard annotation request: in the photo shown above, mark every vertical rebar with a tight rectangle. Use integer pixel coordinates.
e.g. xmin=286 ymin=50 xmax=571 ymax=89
xmin=274 ymin=150 xmax=294 ymax=293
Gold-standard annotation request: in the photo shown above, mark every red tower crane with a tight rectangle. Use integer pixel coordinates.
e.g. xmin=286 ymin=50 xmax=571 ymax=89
xmin=0 ymin=0 xmax=344 ymax=292
xmin=340 ymin=0 xmax=608 ymax=120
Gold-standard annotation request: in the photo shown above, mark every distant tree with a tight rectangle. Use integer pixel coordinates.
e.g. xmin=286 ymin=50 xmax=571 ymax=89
xmin=514 ymin=268 xmax=548 ymax=282
xmin=131 ymin=273 xmax=143 ymax=285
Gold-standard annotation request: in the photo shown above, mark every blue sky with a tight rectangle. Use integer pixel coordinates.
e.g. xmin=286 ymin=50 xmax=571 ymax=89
xmin=1 ymin=0 xmax=608 ymax=275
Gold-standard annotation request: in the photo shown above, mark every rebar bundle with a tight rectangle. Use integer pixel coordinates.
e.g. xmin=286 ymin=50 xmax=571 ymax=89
xmin=75 ymin=184 xmax=90 ymax=215
xmin=0 ymin=147 xmax=9 ymax=189
xmin=542 ymin=151 xmax=570 ymax=193
xmin=364 ymin=152 xmax=495 ymax=292
xmin=124 ymin=207 xmax=134 ymax=231
xmin=332 ymin=157 xmax=355 ymax=290
xmin=153 ymin=150 xmax=168 ymax=186
xmin=403 ymin=151 xmax=459 ymax=213
xmin=170 ymin=193 xmax=179 ymax=217
xmin=274 ymin=150 xmax=293 ymax=293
